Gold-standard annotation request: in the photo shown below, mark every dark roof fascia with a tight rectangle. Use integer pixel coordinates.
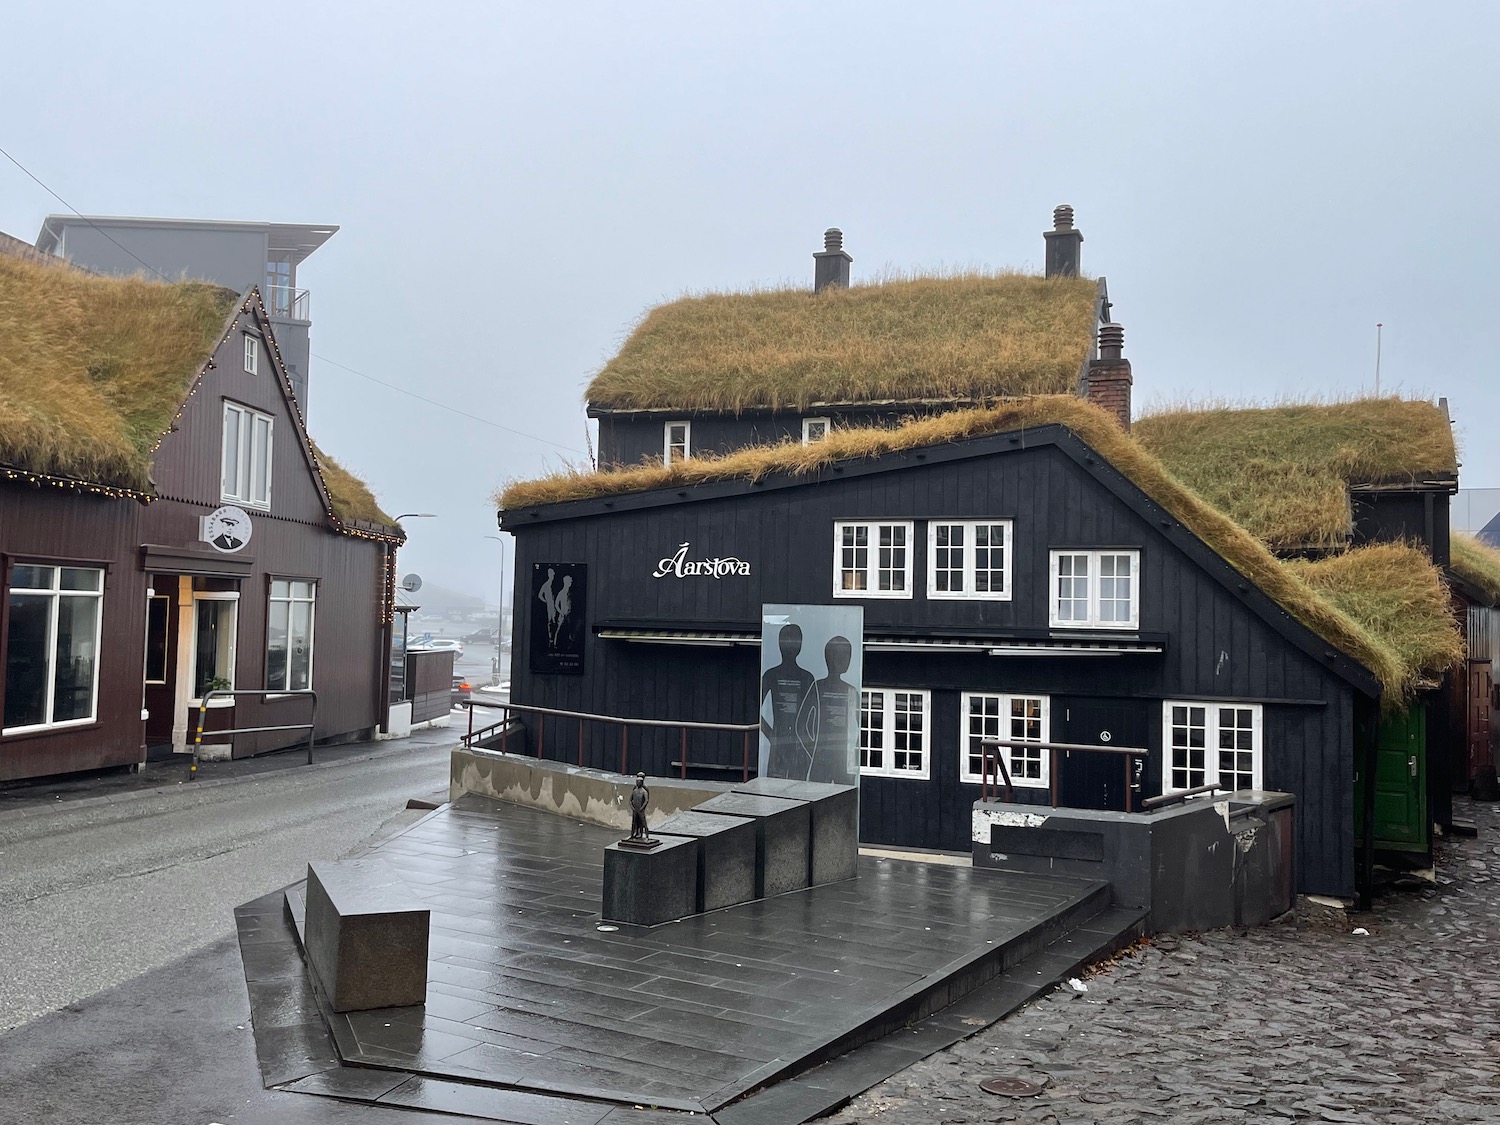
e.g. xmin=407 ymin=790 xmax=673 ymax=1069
xmin=505 ymin=423 xmax=1381 ymax=699
xmin=1348 ymin=475 xmax=1459 ymax=495
xmin=1446 ymin=569 xmax=1494 ymax=609
xmin=596 ymin=615 xmax=1170 ymax=646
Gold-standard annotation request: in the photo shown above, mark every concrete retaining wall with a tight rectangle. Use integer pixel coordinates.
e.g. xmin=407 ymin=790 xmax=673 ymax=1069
xmin=450 ymin=746 xmax=735 ymax=832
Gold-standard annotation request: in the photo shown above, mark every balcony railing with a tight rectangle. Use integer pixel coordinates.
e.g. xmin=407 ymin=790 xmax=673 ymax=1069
xmin=264 ymin=284 xmax=311 ymax=321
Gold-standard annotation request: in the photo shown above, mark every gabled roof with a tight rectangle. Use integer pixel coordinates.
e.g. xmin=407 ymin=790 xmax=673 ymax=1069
xmin=585 ymin=273 xmax=1101 ymax=413
xmin=0 ymin=245 xmax=399 ymax=540
xmin=499 ymin=395 xmax=1461 ymax=706
xmin=1133 ymin=399 xmax=1458 ymax=551
xmin=1451 ymin=532 xmax=1500 ymax=605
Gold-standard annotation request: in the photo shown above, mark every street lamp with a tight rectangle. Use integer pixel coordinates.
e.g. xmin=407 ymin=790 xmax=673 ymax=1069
xmin=393 ymin=512 xmax=436 ymax=523
xmin=485 ymin=534 xmax=509 ymax=681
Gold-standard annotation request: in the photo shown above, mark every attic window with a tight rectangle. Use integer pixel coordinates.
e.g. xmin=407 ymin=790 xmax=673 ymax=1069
xmin=803 ymin=418 xmax=831 ymax=445
xmin=664 ymin=421 xmax=690 ymax=466
xmin=243 ymin=333 xmax=259 ymax=375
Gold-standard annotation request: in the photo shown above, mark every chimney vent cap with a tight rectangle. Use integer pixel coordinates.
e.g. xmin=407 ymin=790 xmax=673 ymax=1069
xmin=1098 ymin=322 xmax=1125 ymax=359
xmin=823 ymin=228 xmax=844 ymax=252
xmin=1052 ymin=205 xmax=1075 ymax=231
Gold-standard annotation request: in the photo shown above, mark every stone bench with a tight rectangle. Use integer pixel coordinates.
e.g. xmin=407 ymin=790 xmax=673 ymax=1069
xmin=692 ymin=791 xmax=811 ymax=897
xmin=734 ymin=777 xmax=859 ymax=886
xmin=304 ymin=859 xmax=430 ymax=1013
xmin=654 ymin=810 xmax=758 ymax=912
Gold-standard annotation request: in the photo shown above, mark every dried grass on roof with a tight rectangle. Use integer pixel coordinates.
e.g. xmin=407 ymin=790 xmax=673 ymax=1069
xmin=1133 ymin=399 xmax=1457 ymax=550
xmin=501 ymin=395 xmax=1435 ymax=704
xmin=310 ymin=441 xmax=396 ymax=528
xmin=1450 ymin=532 xmax=1500 ymax=605
xmin=1285 ymin=544 xmax=1463 ymax=696
xmin=0 ymin=251 xmax=237 ymax=490
xmin=585 ymin=273 xmax=1100 ymax=412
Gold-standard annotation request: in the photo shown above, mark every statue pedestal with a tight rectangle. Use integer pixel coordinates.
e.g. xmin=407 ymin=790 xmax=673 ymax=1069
xmin=655 ymin=811 xmax=758 ymax=912
xmin=692 ymin=792 xmax=811 ymax=897
xmin=734 ymin=778 xmax=859 ymax=885
xmin=601 ymin=834 xmax=699 ymax=925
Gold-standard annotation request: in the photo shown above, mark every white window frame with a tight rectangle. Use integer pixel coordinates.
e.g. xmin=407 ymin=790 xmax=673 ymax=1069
xmin=243 ymin=333 xmax=259 ymax=375
xmin=832 ymin=520 xmax=914 ymax=599
xmin=2 ymin=565 xmax=105 ymax=735
xmin=927 ymin=520 xmax=1013 ymax=601
xmin=1048 ymin=549 xmax=1140 ymax=629
xmin=860 ymin=688 xmax=931 ymax=780
xmin=960 ymin=692 xmax=1050 ymax=787
xmin=1162 ymin=701 xmax=1263 ymax=795
xmin=267 ymin=579 xmax=317 ymax=692
xmin=189 ymin=591 xmax=239 ymax=705
xmin=664 ymin=421 xmax=691 ymax=466
xmin=802 ymin=417 xmax=831 ymax=445
xmin=222 ymin=401 xmax=274 ymax=510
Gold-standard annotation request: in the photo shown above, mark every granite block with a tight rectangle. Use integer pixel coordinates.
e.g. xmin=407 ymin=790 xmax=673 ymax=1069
xmin=693 ymin=792 xmax=810 ymax=897
xmin=735 ymin=778 xmax=858 ymax=886
xmin=305 ymin=859 xmax=430 ymax=1013
xmin=602 ymin=834 xmax=699 ymax=925
xmin=655 ymin=811 xmax=758 ymax=912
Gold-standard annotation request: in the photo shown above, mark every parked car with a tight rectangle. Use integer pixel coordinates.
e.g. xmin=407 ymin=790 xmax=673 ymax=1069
xmin=461 ymin=628 xmax=497 ymax=645
xmin=451 ymin=676 xmax=472 ymax=710
xmin=412 ymin=637 xmax=463 ymax=658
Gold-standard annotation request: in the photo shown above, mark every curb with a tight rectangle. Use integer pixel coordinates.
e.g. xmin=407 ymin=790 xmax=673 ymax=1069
xmin=0 ymin=737 xmax=458 ymax=823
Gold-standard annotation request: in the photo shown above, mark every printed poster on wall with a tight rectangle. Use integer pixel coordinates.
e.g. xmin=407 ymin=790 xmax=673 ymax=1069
xmin=530 ymin=563 xmax=587 ymax=674
xmin=758 ymin=603 xmax=864 ymax=785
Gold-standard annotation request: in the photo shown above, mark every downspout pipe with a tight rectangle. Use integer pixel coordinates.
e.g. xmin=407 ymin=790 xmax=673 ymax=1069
xmin=1358 ymin=695 xmax=1380 ymax=912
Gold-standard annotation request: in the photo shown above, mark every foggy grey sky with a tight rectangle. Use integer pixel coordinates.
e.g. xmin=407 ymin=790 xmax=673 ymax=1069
xmin=2 ymin=2 xmax=1496 ymax=600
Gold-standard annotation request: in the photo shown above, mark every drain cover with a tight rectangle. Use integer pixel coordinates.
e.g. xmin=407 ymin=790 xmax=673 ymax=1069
xmin=979 ymin=1076 xmax=1046 ymax=1097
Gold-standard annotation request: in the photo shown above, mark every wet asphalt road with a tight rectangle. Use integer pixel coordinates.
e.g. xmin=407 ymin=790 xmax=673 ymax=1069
xmin=0 ymin=740 xmax=451 ymax=1033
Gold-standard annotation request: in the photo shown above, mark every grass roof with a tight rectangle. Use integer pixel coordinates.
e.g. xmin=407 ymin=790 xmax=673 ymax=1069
xmin=1133 ymin=399 xmax=1457 ymax=550
xmin=586 ymin=273 xmax=1100 ymax=413
xmin=310 ymin=441 xmax=397 ymax=530
xmin=1450 ymin=532 xmax=1500 ymax=605
xmin=0 ymin=250 xmax=238 ymax=491
xmin=501 ymin=395 xmax=1459 ymax=705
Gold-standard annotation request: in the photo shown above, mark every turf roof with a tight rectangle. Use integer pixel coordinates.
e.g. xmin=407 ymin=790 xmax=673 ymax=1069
xmin=1450 ymin=532 xmax=1500 ymax=605
xmin=500 ymin=395 xmax=1459 ymax=705
xmin=312 ymin=441 xmax=398 ymax=529
xmin=1132 ymin=399 xmax=1457 ymax=551
xmin=585 ymin=273 xmax=1101 ymax=413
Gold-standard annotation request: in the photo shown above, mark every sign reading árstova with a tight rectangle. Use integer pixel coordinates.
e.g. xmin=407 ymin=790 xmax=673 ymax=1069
xmin=652 ymin=542 xmax=751 ymax=579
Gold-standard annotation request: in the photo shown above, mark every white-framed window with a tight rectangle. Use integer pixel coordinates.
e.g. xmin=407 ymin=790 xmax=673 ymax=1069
xmin=191 ymin=593 xmax=239 ymax=701
xmin=243 ymin=333 xmax=259 ymax=375
xmin=1163 ymin=701 xmax=1263 ymax=794
xmin=860 ymin=688 xmax=930 ymax=779
xmin=3 ymin=564 xmax=104 ymax=734
xmin=1049 ymin=549 xmax=1139 ymax=628
xmin=664 ymin=421 xmax=691 ymax=466
xmin=960 ymin=692 xmax=1049 ymax=787
xmin=222 ymin=401 xmax=274 ymax=509
xmin=833 ymin=520 xmax=914 ymax=598
xmin=268 ymin=579 xmax=316 ymax=691
xmin=802 ymin=417 xmax=831 ymax=445
xmin=927 ymin=521 xmax=1013 ymax=600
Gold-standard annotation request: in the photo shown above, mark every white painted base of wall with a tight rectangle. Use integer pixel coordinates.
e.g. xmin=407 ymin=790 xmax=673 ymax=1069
xmin=377 ymin=702 xmax=414 ymax=741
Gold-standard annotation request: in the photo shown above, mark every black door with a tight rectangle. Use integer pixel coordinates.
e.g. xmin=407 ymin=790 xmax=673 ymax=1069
xmin=1055 ymin=698 xmax=1152 ymax=811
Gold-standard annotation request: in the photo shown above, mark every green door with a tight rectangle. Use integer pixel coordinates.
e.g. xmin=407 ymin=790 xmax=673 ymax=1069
xmin=1355 ymin=703 xmax=1428 ymax=853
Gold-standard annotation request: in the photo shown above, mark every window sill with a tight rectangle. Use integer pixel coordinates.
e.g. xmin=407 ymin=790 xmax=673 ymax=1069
xmin=190 ymin=697 xmax=235 ymax=709
xmin=1048 ymin=621 xmax=1140 ymax=631
xmin=2 ymin=718 xmax=100 ymax=740
xmin=928 ymin=591 xmax=1012 ymax=602
xmin=860 ymin=769 xmax=931 ymax=781
xmin=219 ymin=498 xmax=271 ymax=513
xmin=833 ymin=589 xmax=913 ymax=600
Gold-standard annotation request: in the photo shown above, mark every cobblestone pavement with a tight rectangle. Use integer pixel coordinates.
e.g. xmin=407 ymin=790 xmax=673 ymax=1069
xmin=826 ymin=798 xmax=1500 ymax=1125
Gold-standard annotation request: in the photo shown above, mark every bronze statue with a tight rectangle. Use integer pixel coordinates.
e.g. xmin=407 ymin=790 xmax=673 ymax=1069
xmin=629 ymin=772 xmax=651 ymax=840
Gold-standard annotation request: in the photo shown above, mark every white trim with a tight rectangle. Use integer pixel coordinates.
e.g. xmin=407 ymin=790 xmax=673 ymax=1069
xmin=267 ymin=578 xmax=317 ymax=692
xmin=802 ymin=417 xmax=831 ymax=445
xmin=832 ymin=520 xmax=914 ymax=599
xmin=959 ymin=691 xmax=1050 ymax=787
xmin=243 ymin=333 xmax=259 ymax=375
xmin=144 ymin=593 xmax=170 ymax=685
xmin=1048 ymin=549 xmax=1140 ymax=629
xmin=663 ymin=420 xmax=691 ymax=466
xmin=1 ymin=564 xmax=105 ymax=735
xmin=859 ymin=687 xmax=932 ymax=779
xmin=188 ymin=591 xmax=239 ymax=705
xmin=221 ymin=400 xmax=274 ymax=510
xmin=926 ymin=520 xmax=1013 ymax=601
xmin=1161 ymin=700 xmax=1264 ymax=795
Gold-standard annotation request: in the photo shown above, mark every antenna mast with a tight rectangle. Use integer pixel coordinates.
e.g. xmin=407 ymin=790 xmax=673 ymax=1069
xmin=1375 ymin=322 xmax=1383 ymax=395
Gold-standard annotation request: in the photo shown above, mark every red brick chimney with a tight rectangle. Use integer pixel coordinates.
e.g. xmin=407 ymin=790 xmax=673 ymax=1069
xmin=1087 ymin=323 xmax=1132 ymax=430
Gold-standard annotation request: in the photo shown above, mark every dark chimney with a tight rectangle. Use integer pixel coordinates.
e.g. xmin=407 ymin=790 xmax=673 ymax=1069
xmin=814 ymin=228 xmax=852 ymax=293
xmin=1086 ymin=322 xmax=1132 ymax=430
xmin=1044 ymin=204 xmax=1083 ymax=279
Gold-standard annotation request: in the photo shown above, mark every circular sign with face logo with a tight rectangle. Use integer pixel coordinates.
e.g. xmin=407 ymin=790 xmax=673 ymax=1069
xmin=203 ymin=505 xmax=253 ymax=554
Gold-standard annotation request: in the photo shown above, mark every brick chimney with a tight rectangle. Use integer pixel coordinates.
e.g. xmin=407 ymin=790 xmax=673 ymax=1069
xmin=1044 ymin=205 xmax=1083 ymax=279
xmin=1087 ymin=323 xmax=1132 ymax=430
xmin=814 ymin=228 xmax=852 ymax=293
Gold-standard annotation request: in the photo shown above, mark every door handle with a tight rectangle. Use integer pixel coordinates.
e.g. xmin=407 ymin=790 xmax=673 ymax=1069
xmin=1408 ymin=755 xmax=1418 ymax=779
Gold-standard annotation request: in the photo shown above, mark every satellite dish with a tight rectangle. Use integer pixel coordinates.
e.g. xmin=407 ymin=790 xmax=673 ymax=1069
xmin=401 ymin=573 xmax=423 ymax=593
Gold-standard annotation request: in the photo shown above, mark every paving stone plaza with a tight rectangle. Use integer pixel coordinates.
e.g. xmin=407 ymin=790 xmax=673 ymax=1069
xmin=825 ymin=798 xmax=1500 ymax=1125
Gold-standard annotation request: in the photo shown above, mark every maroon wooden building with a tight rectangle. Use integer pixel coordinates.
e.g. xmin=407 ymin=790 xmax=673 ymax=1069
xmin=0 ymin=239 xmax=404 ymax=782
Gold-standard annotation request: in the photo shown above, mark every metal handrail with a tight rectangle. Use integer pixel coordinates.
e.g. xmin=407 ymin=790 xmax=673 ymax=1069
xmin=463 ymin=698 xmax=757 ymax=781
xmin=1140 ymin=782 xmax=1222 ymax=809
xmin=191 ymin=689 xmax=317 ymax=780
xmin=976 ymin=737 xmax=1150 ymax=812
xmin=978 ymin=742 xmax=1016 ymax=803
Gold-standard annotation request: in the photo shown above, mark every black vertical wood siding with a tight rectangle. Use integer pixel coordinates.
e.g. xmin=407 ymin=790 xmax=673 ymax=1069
xmin=506 ymin=433 xmax=1369 ymax=897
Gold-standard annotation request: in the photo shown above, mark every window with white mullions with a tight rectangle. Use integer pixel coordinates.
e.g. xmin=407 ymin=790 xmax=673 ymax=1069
xmin=860 ymin=688 xmax=930 ymax=778
xmin=3 ymin=565 xmax=104 ymax=734
xmin=833 ymin=521 xmax=913 ymax=598
xmin=1163 ymin=701 xmax=1262 ymax=794
xmin=1049 ymin=549 xmax=1139 ymax=628
xmin=268 ymin=579 xmax=316 ymax=691
xmin=960 ymin=692 xmax=1049 ymax=786
xmin=802 ymin=417 xmax=830 ymax=445
xmin=222 ymin=401 xmax=274 ymax=509
xmin=927 ymin=521 xmax=1012 ymax=600
xmin=243 ymin=333 xmax=259 ymax=374
xmin=663 ymin=421 xmax=690 ymax=465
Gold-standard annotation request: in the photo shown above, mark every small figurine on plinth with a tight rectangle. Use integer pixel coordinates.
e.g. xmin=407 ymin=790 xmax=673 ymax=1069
xmin=620 ymin=772 xmax=662 ymax=849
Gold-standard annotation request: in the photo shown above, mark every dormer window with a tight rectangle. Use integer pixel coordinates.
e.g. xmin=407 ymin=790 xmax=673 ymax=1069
xmin=803 ymin=417 xmax=831 ymax=445
xmin=664 ymin=421 xmax=690 ymax=466
xmin=243 ymin=333 xmax=259 ymax=375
